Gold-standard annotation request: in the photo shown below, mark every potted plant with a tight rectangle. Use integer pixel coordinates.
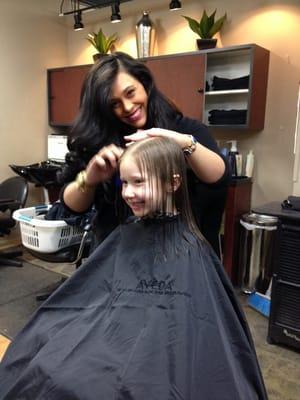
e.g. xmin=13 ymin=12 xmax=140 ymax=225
xmin=87 ymin=28 xmax=118 ymax=62
xmin=183 ymin=9 xmax=227 ymax=50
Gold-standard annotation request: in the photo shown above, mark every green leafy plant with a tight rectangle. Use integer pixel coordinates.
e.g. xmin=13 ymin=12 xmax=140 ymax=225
xmin=183 ymin=9 xmax=227 ymax=39
xmin=87 ymin=28 xmax=118 ymax=54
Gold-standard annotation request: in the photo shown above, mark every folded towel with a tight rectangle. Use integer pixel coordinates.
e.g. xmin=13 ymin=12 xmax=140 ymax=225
xmin=211 ymin=75 xmax=250 ymax=91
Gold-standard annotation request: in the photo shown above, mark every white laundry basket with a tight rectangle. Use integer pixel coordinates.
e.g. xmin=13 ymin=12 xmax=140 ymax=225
xmin=13 ymin=205 xmax=84 ymax=253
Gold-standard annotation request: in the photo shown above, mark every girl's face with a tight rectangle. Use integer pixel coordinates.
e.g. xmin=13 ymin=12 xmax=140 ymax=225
xmin=110 ymin=71 xmax=148 ymax=129
xmin=120 ymin=155 xmax=160 ymax=217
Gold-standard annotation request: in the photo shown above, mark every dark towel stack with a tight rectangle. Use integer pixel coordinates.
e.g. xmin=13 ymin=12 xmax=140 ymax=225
xmin=208 ymin=109 xmax=247 ymax=125
xmin=211 ymin=75 xmax=250 ymax=91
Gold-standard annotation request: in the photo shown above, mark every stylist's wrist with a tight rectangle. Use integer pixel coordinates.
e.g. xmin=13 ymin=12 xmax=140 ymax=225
xmin=75 ymin=170 xmax=96 ymax=193
xmin=181 ymin=134 xmax=192 ymax=149
xmin=182 ymin=135 xmax=197 ymax=156
xmin=171 ymin=132 xmax=194 ymax=150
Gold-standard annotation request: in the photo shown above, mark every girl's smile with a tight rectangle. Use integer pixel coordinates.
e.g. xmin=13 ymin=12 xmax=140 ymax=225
xmin=120 ymin=155 xmax=158 ymax=217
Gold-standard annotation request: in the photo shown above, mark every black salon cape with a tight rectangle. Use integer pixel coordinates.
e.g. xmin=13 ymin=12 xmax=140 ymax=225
xmin=0 ymin=217 xmax=267 ymax=400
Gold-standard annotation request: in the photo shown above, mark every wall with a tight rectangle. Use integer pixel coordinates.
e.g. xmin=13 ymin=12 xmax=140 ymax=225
xmin=216 ymin=0 xmax=300 ymax=205
xmin=215 ymin=54 xmax=299 ymax=205
xmin=64 ymin=0 xmax=300 ymax=207
xmin=66 ymin=0 xmax=300 ymax=68
xmin=0 ymin=0 xmax=68 ymax=203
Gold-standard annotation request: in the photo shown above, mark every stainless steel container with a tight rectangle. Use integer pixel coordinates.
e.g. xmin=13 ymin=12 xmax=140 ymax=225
xmin=136 ymin=11 xmax=155 ymax=58
xmin=239 ymin=213 xmax=278 ymax=294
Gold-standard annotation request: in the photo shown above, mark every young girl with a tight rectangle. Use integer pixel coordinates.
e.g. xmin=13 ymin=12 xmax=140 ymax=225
xmin=0 ymin=138 xmax=267 ymax=400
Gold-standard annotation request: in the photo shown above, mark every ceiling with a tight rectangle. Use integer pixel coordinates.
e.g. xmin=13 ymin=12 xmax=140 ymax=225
xmin=78 ymin=0 xmax=132 ymax=8
xmin=54 ymin=0 xmax=172 ymax=27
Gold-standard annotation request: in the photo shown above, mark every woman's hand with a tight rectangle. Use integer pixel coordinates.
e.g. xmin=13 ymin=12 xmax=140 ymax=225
xmin=124 ymin=128 xmax=191 ymax=149
xmin=125 ymin=128 xmax=225 ymax=183
xmin=85 ymin=144 xmax=124 ymax=186
xmin=63 ymin=144 xmax=124 ymax=213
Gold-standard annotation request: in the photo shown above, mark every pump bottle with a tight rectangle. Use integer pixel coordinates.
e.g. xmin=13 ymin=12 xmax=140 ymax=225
xmin=227 ymin=140 xmax=239 ymax=177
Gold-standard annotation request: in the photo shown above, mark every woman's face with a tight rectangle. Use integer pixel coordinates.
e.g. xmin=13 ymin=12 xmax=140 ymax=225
xmin=110 ymin=71 xmax=148 ymax=129
xmin=120 ymin=155 xmax=160 ymax=217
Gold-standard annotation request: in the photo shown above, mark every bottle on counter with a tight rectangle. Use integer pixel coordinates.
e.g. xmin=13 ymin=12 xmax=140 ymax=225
xmin=245 ymin=149 xmax=254 ymax=178
xmin=227 ymin=140 xmax=239 ymax=177
xmin=235 ymin=154 xmax=243 ymax=176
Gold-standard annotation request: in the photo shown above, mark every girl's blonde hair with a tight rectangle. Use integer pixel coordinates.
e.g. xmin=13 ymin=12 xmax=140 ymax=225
xmin=119 ymin=137 xmax=203 ymax=241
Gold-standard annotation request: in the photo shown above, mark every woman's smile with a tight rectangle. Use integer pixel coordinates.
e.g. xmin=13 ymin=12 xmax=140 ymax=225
xmin=125 ymin=106 xmax=143 ymax=123
xmin=111 ymin=72 xmax=148 ymax=129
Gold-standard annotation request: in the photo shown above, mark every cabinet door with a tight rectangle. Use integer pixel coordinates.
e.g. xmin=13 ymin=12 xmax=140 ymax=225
xmin=223 ymin=178 xmax=252 ymax=284
xmin=144 ymin=54 xmax=205 ymax=121
xmin=48 ymin=65 xmax=92 ymax=126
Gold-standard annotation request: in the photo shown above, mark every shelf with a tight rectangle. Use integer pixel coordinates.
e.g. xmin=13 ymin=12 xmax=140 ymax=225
xmin=203 ymin=44 xmax=269 ymax=130
xmin=207 ymin=124 xmax=248 ymax=129
xmin=205 ymin=89 xmax=249 ymax=96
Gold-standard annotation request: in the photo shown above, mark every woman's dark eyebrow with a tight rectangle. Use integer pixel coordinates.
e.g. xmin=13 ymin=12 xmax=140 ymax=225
xmin=110 ymin=85 xmax=135 ymax=102
xmin=124 ymin=85 xmax=135 ymax=93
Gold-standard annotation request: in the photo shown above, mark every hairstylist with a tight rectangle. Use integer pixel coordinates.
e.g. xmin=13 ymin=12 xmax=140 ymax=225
xmin=60 ymin=52 xmax=230 ymax=255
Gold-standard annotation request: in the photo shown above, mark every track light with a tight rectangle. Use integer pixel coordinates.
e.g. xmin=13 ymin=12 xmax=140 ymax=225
xmin=111 ymin=3 xmax=122 ymax=23
xmin=169 ymin=0 xmax=182 ymax=11
xmin=74 ymin=11 xmax=84 ymax=30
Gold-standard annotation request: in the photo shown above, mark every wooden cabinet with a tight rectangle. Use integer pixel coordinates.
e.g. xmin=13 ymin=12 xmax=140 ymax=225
xmin=47 ymin=44 xmax=269 ymax=130
xmin=48 ymin=64 xmax=91 ymax=127
xmin=203 ymin=44 xmax=270 ymax=130
xmin=144 ymin=53 xmax=205 ymax=120
xmin=223 ymin=178 xmax=252 ymax=284
xmin=143 ymin=44 xmax=269 ymax=130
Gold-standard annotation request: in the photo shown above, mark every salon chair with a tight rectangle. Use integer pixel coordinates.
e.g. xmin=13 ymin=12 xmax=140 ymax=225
xmin=0 ymin=176 xmax=28 ymax=267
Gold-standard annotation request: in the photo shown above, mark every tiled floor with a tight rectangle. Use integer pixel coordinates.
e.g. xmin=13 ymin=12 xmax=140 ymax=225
xmin=21 ymin=248 xmax=77 ymax=277
xmin=240 ymin=298 xmax=300 ymax=399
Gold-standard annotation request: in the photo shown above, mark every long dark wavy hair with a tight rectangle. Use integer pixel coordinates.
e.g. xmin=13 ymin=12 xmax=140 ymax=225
xmin=61 ymin=52 xmax=181 ymax=181
xmin=119 ymin=137 xmax=204 ymax=242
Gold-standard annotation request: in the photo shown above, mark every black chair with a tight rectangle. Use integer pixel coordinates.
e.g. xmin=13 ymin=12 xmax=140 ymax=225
xmin=0 ymin=177 xmax=28 ymax=267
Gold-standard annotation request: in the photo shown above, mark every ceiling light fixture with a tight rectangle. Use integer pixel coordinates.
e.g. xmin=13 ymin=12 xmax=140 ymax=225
xmin=111 ymin=2 xmax=121 ymax=23
xmin=59 ymin=1 xmax=132 ymax=16
xmin=169 ymin=0 xmax=182 ymax=11
xmin=74 ymin=10 xmax=84 ymax=30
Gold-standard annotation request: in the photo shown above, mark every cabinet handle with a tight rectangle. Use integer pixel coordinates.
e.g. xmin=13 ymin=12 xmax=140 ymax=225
xmin=197 ymin=88 xmax=204 ymax=93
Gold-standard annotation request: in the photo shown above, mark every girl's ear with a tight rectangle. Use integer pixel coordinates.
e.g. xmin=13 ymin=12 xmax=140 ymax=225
xmin=173 ymin=174 xmax=182 ymax=191
xmin=167 ymin=174 xmax=181 ymax=192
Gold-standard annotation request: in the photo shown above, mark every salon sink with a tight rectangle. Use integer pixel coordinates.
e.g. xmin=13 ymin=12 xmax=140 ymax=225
xmin=10 ymin=163 xmax=39 ymax=182
xmin=10 ymin=161 xmax=62 ymax=188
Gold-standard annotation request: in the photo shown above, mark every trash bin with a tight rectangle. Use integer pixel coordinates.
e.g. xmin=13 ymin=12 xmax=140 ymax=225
xmin=239 ymin=213 xmax=278 ymax=294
